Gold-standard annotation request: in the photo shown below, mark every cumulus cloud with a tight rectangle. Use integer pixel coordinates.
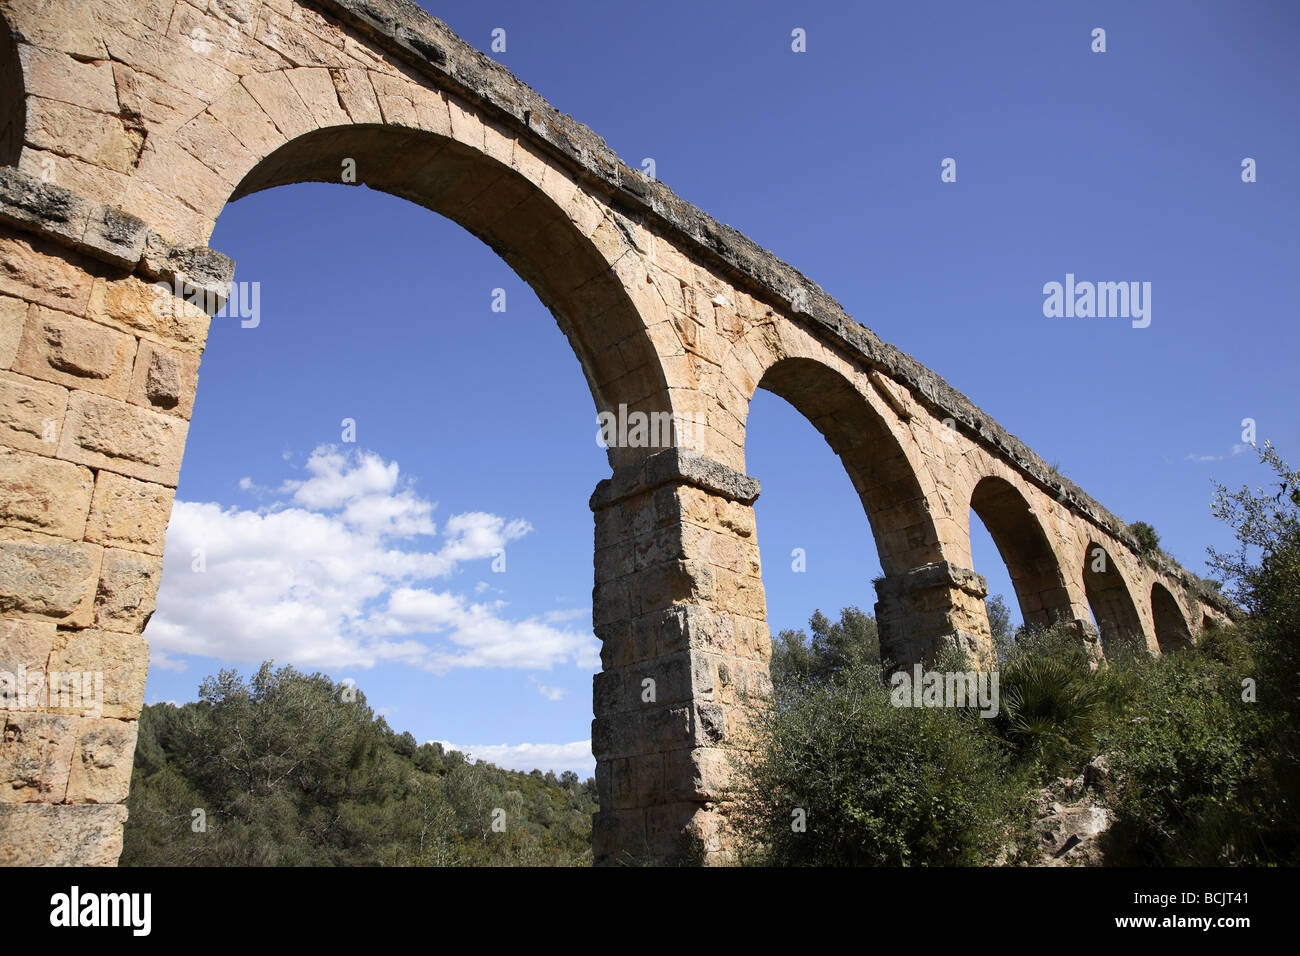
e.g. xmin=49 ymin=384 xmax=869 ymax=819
xmin=433 ymin=739 xmax=594 ymax=776
xmin=145 ymin=445 xmax=597 ymax=675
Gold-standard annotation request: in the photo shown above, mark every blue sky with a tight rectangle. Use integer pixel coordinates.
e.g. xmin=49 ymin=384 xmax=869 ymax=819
xmin=142 ymin=0 xmax=1299 ymax=776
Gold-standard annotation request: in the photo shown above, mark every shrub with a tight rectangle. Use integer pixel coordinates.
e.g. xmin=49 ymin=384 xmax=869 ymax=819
xmin=732 ymin=666 xmax=1012 ymax=866
xmin=1128 ymin=521 xmax=1161 ymax=556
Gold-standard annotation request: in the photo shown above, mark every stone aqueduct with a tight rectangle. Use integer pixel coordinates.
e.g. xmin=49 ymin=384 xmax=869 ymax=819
xmin=0 ymin=0 xmax=1232 ymax=865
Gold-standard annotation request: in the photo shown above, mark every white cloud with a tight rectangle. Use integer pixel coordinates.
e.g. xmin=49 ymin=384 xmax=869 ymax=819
xmin=145 ymin=445 xmax=597 ymax=675
xmin=1187 ymin=444 xmax=1255 ymax=464
xmin=433 ymin=739 xmax=594 ymax=775
xmin=530 ymin=677 xmax=568 ymax=701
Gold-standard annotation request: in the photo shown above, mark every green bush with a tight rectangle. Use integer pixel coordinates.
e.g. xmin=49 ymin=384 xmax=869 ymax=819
xmin=733 ymin=664 xmax=1012 ymax=866
xmin=1097 ymin=627 xmax=1278 ymax=864
xmin=994 ymin=625 xmax=1104 ymax=780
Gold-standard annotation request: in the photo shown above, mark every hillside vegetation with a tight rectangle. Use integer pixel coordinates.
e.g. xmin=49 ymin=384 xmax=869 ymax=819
xmin=122 ymin=664 xmax=596 ymax=866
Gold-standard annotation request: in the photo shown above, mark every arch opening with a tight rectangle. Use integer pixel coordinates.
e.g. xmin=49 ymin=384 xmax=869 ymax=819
xmin=745 ymin=386 xmax=884 ymax=668
xmin=135 ymin=174 xmax=606 ymax=862
xmin=752 ymin=357 xmax=942 ymax=577
xmin=1082 ymin=542 xmax=1145 ymax=657
xmin=969 ymin=476 xmax=1073 ymax=637
xmin=1151 ymin=583 xmax=1194 ymax=653
xmin=230 ymin=123 xmax=669 ymax=470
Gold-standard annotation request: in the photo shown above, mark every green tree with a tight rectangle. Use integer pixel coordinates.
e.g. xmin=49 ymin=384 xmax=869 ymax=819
xmin=1128 ymin=520 xmax=1161 ymax=555
xmin=770 ymin=606 xmax=879 ymax=690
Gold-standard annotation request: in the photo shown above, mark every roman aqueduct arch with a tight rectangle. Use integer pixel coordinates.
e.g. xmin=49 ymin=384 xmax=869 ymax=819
xmin=0 ymin=0 xmax=1233 ymax=865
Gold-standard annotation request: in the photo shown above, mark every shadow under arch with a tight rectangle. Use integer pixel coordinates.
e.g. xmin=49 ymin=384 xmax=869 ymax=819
xmin=229 ymin=123 xmax=669 ymax=469
xmin=1082 ymin=541 xmax=1145 ymax=657
xmin=1151 ymin=582 xmax=1193 ymax=652
xmin=0 ymin=12 xmax=23 ymax=168
xmin=969 ymin=475 xmax=1072 ymax=630
xmin=753 ymin=357 xmax=943 ymax=577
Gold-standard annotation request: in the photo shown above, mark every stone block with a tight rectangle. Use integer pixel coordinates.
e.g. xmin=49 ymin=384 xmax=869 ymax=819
xmin=19 ymin=45 xmax=119 ymax=114
xmin=0 ymin=537 xmax=100 ymax=625
xmin=0 ymin=296 xmax=25 ymax=369
xmin=93 ymin=548 xmax=163 ymax=632
xmin=12 ymin=306 xmax=137 ymax=399
xmin=57 ymin=391 xmax=189 ymax=486
xmin=25 ymin=97 xmax=145 ymax=175
xmin=0 ymin=803 xmax=127 ymax=865
xmin=84 ymin=471 xmax=174 ymax=556
xmin=0 ymin=370 xmax=66 ymax=454
xmin=48 ymin=629 xmax=149 ymax=720
xmin=87 ymin=274 xmax=213 ymax=354
xmin=0 ymin=712 xmax=76 ymax=803
xmin=128 ymin=339 xmax=199 ymax=418
xmin=0 ymin=447 xmax=94 ymax=538
xmin=66 ymin=718 xmax=138 ymax=804
xmin=0 ymin=234 xmax=95 ymax=316
xmin=0 ymin=618 xmax=57 ymax=681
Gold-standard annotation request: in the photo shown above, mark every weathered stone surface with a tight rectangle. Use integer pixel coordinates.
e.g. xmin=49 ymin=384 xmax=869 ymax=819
xmin=0 ymin=804 xmax=127 ymax=865
xmin=0 ymin=165 xmax=148 ymax=268
xmin=86 ymin=274 xmax=213 ymax=354
xmin=94 ymin=548 xmax=163 ymax=632
xmin=18 ymin=45 xmax=119 ymax=115
xmin=66 ymin=718 xmax=138 ymax=804
xmin=0 ymin=160 xmax=92 ymax=247
xmin=84 ymin=471 xmax=174 ymax=555
xmin=0 ymin=369 xmax=66 ymax=454
xmin=0 ymin=232 xmax=94 ymax=315
xmin=0 ymin=537 xmax=100 ymax=624
xmin=12 ymin=305 xmax=137 ymax=398
xmin=0 ymin=447 xmax=94 ymax=538
xmin=48 ymin=629 xmax=149 ymax=721
xmin=0 ymin=296 xmax=25 ymax=368
xmin=128 ymin=339 xmax=198 ymax=417
xmin=0 ymin=712 xmax=76 ymax=803
xmin=25 ymin=97 xmax=146 ymax=175
xmin=0 ymin=618 xmax=57 ymax=678
xmin=57 ymin=391 xmax=189 ymax=485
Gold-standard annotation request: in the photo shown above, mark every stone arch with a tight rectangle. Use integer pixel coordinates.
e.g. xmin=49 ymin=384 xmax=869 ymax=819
xmin=753 ymin=357 xmax=942 ymax=576
xmin=223 ymin=122 xmax=668 ymax=469
xmin=1082 ymin=542 xmax=1145 ymax=656
xmin=968 ymin=475 xmax=1072 ymax=630
xmin=1151 ymin=582 xmax=1194 ymax=652
xmin=0 ymin=12 xmax=22 ymax=167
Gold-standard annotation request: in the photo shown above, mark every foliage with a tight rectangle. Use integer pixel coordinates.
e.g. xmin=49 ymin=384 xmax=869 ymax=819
xmin=1095 ymin=627 xmax=1282 ymax=864
xmin=733 ymin=662 xmax=1012 ymax=866
xmin=1128 ymin=521 xmax=1162 ymax=556
xmin=1093 ymin=441 xmax=1300 ymax=865
xmin=122 ymin=662 xmax=596 ymax=867
xmin=769 ymin=606 xmax=879 ymax=690
xmin=993 ymin=622 xmax=1105 ymax=780
xmin=985 ymin=594 xmax=1012 ymax=652
xmin=739 ymin=608 xmax=1012 ymax=865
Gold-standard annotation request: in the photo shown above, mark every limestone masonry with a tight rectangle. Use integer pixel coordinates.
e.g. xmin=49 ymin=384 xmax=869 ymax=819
xmin=0 ymin=0 xmax=1234 ymax=865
